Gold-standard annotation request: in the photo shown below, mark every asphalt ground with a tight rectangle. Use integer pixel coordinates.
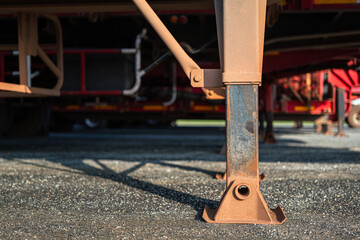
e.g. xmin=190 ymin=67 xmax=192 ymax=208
xmin=0 ymin=125 xmax=359 ymax=239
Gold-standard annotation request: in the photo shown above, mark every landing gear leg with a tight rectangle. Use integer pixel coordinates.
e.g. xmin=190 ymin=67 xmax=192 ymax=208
xmin=202 ymin=0 xmax=285 ymax=224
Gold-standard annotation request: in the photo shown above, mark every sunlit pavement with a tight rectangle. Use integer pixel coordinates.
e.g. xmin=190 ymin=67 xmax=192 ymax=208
xmin=0 ymin=126 xmax=359 ymax=239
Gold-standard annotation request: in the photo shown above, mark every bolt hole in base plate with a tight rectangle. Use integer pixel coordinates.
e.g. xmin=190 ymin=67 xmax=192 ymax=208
xmin=234 ymin=184 xmax=250 ymax=200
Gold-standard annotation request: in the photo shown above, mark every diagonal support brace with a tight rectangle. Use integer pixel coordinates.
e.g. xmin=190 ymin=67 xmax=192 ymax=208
xmin=132 ymin=0 xmax=224 ymax=99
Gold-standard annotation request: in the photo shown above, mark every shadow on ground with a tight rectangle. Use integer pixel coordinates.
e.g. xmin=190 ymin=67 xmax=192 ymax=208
xmin=2 ymin=127 xmax=360 ymax=221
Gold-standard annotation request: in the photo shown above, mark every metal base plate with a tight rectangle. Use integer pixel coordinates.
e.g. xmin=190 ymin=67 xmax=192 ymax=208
xmin=202 ymin=179 xmax=286 ymax=224
xmin=203 ymin=205 xmax=286 ymax=224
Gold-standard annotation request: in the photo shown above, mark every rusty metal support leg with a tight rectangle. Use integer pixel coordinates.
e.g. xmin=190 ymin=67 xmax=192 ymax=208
xmin=132 ymin=0 xmax=285 ymax=224
xmin=335 ymin=88 xmax=347 ymax=137
xmin=226 ymin=85 xmax=259 ymax=187
xmin=203 ymin=0 xmax=285 ymax=224
xmin=294 ymin=121 xmax=303 ymax=129
xmin=264 ymin=112 xmax=276 ymax=143
xmin=264 ymin=83 xmax=276 ymax=144
xmin=203 ymin=85 xmax=285 ymax=224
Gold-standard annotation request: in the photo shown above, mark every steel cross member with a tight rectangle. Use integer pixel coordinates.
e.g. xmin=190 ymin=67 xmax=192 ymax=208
xmin=132 ymin=0 xmax=286 ymax=224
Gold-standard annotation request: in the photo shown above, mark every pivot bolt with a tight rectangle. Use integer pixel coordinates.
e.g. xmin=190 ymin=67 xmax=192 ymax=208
xmin=193 ymin=75 xmax=202 ymax=83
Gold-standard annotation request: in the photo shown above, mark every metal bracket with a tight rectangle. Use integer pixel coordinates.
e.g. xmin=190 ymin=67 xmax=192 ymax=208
xmin=190 ymin=69 xmax=222 ymax=88
xmin=190 ymin=69 xmax=226 ymax=100
xmin=190 ymin=69 xmax=225 ymax=99
xmin=202 ymin=87 xmax=225 ymax=100
xmin=191 ymin=70 xmax=262 ymax=86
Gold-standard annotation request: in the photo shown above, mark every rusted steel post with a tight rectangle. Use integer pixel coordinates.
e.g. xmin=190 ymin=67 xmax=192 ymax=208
xmin=226 ymin=84 xmax=259 ymax=183
xmin=264 ymin=83 xmax=276 ymax=143
xmin=202 ymin=0 xmax=286 ymax=224
xmin=336 ymin=88 xmax=347 ymax=137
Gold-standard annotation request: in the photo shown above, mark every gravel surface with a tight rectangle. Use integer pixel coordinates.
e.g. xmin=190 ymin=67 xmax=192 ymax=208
xmin=0 ymin=126 xmax=359 ymax=239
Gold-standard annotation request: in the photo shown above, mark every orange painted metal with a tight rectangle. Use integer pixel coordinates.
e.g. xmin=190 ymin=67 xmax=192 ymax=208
xmin=132 ymin=0 xmax=200 ymax=80
xmin=202 ymin=0 xmax=286 ymax=224
xmin=0 ymin=13 xmax=63 ymax=97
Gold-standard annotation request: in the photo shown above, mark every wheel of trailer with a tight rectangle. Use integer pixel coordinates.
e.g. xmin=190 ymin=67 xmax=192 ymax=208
xmin=5 ymin=106 xmax=50 ymax=137
xmin=84 ymin=118 xmax=104 ymax=129
xmin=347 ymin=106 xmax=360 ymax=129
xmin=0 ymin=105 xmax=13 ymax=136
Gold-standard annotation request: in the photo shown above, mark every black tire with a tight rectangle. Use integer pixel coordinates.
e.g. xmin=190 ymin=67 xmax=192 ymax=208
xmin=5 ymin=106 xmax=49 ymax=137
xmin=347 ymin=105 xmax=360 ymax=129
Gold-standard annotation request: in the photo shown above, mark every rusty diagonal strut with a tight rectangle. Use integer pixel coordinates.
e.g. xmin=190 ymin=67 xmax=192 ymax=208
xmin=132 ymin=0 xmax=286 ymax=224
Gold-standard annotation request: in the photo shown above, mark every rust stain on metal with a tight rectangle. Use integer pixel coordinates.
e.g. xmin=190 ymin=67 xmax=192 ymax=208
xmin=226 ymin=86 xmax=231 ymax=121
xmin=244 ymin=120 xmax=255 ymax=135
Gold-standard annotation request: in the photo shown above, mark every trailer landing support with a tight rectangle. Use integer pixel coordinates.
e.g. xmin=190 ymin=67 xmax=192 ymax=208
xmin=132 ymin=0 xmax=286 ymax=224
xmin=201 ymin=0 xmax=285 ymax=224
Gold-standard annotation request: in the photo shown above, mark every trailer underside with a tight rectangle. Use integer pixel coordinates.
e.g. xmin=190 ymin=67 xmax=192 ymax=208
xmin=1 ymin=0 xmax=360 ymax=224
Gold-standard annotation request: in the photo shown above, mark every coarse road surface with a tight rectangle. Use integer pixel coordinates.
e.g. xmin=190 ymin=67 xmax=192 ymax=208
xmin=0 ymin=125 xmax=359 ymax=239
